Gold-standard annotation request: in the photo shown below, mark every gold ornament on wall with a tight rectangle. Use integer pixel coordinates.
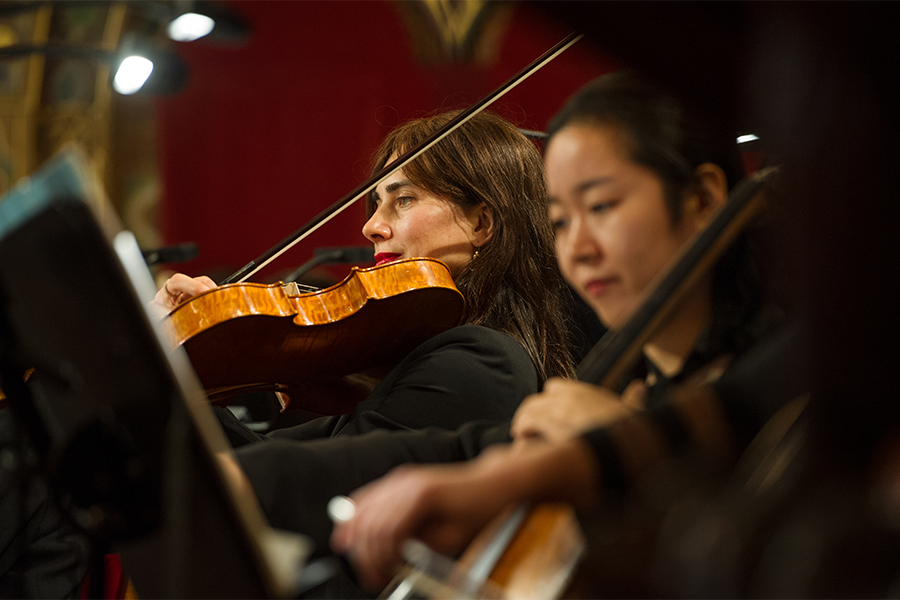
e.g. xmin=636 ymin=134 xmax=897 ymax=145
xmin=0 ymin=3 xmax=127 ymax=197
xmin=394 ymin=0 xmax=513 ymax=65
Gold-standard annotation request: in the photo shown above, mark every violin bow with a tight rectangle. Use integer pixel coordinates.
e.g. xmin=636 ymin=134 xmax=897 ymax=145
xmin=220 ymin=32 xmax=583 ymax=285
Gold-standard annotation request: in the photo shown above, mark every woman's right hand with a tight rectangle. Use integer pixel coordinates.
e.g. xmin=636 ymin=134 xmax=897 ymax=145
xmin=330 ymin=440 xmax=601 ymax=592
xmin=330 ymin=445 xmax=523 ymax=591
xmin=511 ymin=377 xmax=646 ymax=444
xmin=147 ymin=273 xmax=217 ymax=320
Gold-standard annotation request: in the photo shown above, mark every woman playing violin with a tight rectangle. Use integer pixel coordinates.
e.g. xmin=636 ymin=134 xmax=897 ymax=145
xmin=153 ymin=110 xmax=574 ymax=442
xmin=146 ymin=112 xmax=579 ymax=581
xmin=330 ymin=72 xmax=789 ymax=592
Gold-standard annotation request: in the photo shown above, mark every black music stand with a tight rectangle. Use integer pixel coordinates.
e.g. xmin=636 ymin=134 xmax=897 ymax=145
xmin=0 ymin=149 xmax=310 ymax=598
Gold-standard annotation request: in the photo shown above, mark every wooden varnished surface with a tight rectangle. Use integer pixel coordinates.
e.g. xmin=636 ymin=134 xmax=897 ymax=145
xmin=163 ymin=258 xmax=465 ymax=414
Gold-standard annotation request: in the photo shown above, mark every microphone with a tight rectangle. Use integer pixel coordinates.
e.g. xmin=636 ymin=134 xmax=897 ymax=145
xmin=314 ymin=246 xmax=376 ymax=264
xmin=141 ymin=242 xmax=199 ymax=266
xmin=518 ymin=128 xmax=548 ymax=141
xmin=285 ymin=246 xmax=375 ymax=281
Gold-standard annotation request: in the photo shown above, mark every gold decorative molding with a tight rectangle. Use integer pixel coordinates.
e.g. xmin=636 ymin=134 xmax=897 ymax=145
xmin=0 ymin=3 xmax=127 ymax=197
xmin=0 ymin=5 xmax=51 ymax=193
xmin=421 ymin=0 xmax=485 ymax=55
xmin=394 ymin=0 xmax=512 ymax=64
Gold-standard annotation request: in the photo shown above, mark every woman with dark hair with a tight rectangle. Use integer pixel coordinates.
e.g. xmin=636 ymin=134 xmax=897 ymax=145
xmin=0 ymin=109 xmax=575 ymax=599
xmin=153 ymin=111 xmax=573 ymax=443
xmin=143 ymin=112 xmax=577 ymax=578
xmin=330 ymin=72 xmax=792 ymax=592
xmin=365 ymin=110 xmax=573 ymax=384
xmin=543 ymin=73 xmax=763 ymax=368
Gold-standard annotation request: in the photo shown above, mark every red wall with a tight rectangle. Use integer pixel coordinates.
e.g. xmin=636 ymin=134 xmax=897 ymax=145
xmin=156 ymin=1 xmax=616 ymax=282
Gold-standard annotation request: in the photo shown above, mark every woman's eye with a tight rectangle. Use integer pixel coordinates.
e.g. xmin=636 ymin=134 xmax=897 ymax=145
xmin=590 ymin=200 xmax=617 ymax=214
xmin=550 ymin=216 xmax=568 ymax=232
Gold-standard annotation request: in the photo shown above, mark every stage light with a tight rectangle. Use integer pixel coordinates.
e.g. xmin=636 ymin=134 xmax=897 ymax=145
xmin=0 ymin=0 xmax=250 ymax=43
xmin=0 ymin=2 xmax=247 ymax=95
xmin=737 ymin=134 xmax=760 ymax=144
xmin=0 ymin=38 xmax=188 ymax=95
xmin=167 ymin=12 xmax=216 ymax=42
xmin=110 ymin=35 xmax=188 ymax=95
xmin=113 ymin=55 xmax=153 ymax=95
xmin=163 ymin=2 xmax=250 ymax=45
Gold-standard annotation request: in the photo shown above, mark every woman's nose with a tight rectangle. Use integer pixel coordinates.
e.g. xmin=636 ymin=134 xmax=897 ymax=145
xmin=565 ymin=216 xmax=601 ymax=264
xmin=362 ymin=210 xmax=391 ymax=242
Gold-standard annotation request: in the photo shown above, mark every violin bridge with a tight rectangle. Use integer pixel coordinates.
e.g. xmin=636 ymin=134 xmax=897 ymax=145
xmin=282 ymin=281 xmax=318 ymax=295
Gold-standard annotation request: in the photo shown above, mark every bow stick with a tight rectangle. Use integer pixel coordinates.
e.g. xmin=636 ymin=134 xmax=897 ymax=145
xmin=220 ymin=32 xmax=582 ymax=285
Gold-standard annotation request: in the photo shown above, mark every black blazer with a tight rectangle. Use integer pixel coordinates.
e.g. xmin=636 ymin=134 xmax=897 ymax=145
xmin=235 ymin=325 xmax=535 ymax=555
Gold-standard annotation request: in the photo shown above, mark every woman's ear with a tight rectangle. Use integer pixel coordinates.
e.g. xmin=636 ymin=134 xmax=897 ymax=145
xmin=682 ymin=163 xmax=728 ymax=229
xmin=471 ymin=203 xmax=495 ymax=248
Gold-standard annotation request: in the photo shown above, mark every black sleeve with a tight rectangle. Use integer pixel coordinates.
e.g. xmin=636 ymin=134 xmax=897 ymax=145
xmin=233 ymin=325 xmax=530 ymax=556
xmin=235 ymin=419 xmax=512 ymax=557
xmin=0 ymin=411 xmax=90 ymax=599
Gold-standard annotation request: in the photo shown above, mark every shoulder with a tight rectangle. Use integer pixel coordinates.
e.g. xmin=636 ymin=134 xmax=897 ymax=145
xmin=388 ymin=324 xmax=537 ymax=392
xmin=346 ymin=325 xmax=537 ymax=433
xmin=403 ymin=324 xmax=537 ymax=386
xmin=411 ymin=324 xmax=532 ymax=360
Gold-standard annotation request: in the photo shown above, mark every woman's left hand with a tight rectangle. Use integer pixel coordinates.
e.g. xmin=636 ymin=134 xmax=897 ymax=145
xmin=147 ymin=273 xmax=217 ymax=320
xmin=511 ymin=377 xmax=646 ymax=444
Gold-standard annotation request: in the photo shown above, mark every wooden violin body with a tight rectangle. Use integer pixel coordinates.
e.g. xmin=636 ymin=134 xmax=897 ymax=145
xmin=164 ymin=258 xmax=464 ymax=414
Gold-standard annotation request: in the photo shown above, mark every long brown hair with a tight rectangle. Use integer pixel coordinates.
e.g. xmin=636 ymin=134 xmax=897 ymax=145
xmin=368 ymin=111 xmax=574 ymax=381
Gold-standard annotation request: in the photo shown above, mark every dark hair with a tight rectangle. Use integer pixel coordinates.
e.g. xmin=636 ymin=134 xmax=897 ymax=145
xmin=369 ymin=111 xmax=574 ymax=381
xmin=548 ymin=72 xmax=764 ymax=355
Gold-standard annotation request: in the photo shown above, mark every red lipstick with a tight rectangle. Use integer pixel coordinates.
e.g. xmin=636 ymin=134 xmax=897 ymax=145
xmin=374 ymin=252 xmax=401 ymax=266
xmin=584 ymin=278 xmax=615 ymax=296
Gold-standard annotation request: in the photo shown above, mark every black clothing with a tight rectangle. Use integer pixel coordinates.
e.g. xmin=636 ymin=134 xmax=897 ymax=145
xmin=580 ymin=310 xmax=795 ymax=494
xmin=272 ymin=324 xmax=535 ymax=440
xmin=234 ymin=324 xmax=536 ymax=555
xmin=237 ymin=421 xmax=510 ymax=559
xmin=232 ymin=298 xmax=795 ymax=597
xmin=0 ymin=411 xmax=90 ymax=599
xmin=570 ymin=323 xmax=810 ymax=598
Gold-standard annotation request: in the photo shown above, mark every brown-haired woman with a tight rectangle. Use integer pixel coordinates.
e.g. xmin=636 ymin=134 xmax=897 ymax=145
xmin=152 ymin=109 xmax=573 ymax=442
xmin=365 ymin=110 xmax=573 ymax=384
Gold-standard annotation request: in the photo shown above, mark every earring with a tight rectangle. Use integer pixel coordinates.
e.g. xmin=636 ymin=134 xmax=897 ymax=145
xmin=473 ymin=248 xmax=480 ymax=258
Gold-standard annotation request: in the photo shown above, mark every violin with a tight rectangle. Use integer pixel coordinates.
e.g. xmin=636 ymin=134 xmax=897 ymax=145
xmin=165 ymin=258 xmax=464 ymax=413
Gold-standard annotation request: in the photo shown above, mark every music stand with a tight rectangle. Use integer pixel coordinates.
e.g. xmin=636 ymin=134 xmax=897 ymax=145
xmin=0 ymin=148 xmax=310 ymax=598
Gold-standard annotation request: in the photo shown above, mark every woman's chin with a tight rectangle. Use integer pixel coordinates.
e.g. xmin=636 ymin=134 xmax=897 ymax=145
xmin=595 ymin=306 xmax=627 ymax=331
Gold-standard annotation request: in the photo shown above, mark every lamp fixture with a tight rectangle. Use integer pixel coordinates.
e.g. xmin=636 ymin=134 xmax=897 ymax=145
xmin=167 ymin=12 xmax=216 ymax=42
xmin=0 ymin=39 xmax=188 ymax=95
xmin=0 ymin=2 xmax=249 ymax=45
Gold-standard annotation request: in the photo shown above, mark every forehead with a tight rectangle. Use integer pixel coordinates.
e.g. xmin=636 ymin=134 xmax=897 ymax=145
xmin=546 ymin=125 xmax=640 ymax=198
xmin=546 ymin=123 xmax=632 ymax=175
xmin=374 ymin=168 xmax=409 ymax=195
